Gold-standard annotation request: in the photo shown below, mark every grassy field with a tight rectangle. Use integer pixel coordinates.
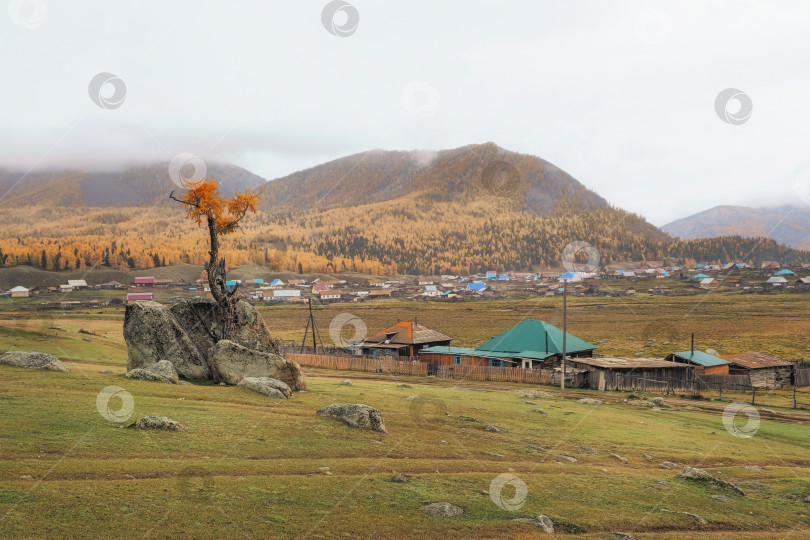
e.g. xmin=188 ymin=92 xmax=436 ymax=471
xmin=1 ymin=361 xmax=809 ymax=539
xmin=1 ymin=291 xmax=810 ymax=537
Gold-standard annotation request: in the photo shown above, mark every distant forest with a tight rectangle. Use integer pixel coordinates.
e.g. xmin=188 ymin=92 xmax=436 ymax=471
xmin=0 ymin=202 xmax=807 ymax=276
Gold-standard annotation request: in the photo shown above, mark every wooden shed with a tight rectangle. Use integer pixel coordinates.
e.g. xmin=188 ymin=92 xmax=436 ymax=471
xmin=567 ymin=357 xmax=692 ymax=391
xmin=720 ymin=352 xmax=793 ymax=388
xmin=360 ymin=321 xmax=451 ymax=358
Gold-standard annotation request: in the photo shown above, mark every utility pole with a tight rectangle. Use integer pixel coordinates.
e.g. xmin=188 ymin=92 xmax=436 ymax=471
xmin=300 ymin=298 xmax=324 ymax=354
xmin=561 ymin=279 xmax=567 ymax=390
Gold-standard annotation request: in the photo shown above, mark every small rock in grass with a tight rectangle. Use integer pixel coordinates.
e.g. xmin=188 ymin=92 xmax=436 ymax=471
xmin=556 ymin=454 xmax=578 ymax=463
xmin=711 ymin=494 xmax=734 ymax=503
xmin=660 ymin=508 xmax=707 ymax=526
xmin=641 ymin=454 xmax=653 ymax=461
xmin=19 ymin=475 xmax=33 ymax=481
xmin=177 ymin=380 xmax=192 ymax=386
xmin=423 ymin=502 xmax=463 ymax=517
xmin=803 ymin=495 xmax=810 ymax=503
xmin=659 ymin=462 xmax=679 ymax=469
xmin=533 ymin=408 xmax=548 ymax=415
xmin=523 ymin=401 xmax=538 ymax=405
xmin=512 ymin=514 xmax=554 ymax=533
xmin=99 ymin=369 xmax=113 ymax=374
xmin=315 ymin=403 xmax=387 ymax=433
xmin=608 ymin=533 xmax=637 ymax=540
xmin=135 ymin=416 xmax=184 ymax=431
xmin=577 ymin=398 xmax=602 ymax=406
xmin=743 ymin=465 xmax=764 ymax=472
xmin=237 ymin=377 xmax=292 ymax=399
xmin=0 ymin=351 xmax=69 ymax=372
xmin=406 ymin=395 xmax=422 ymax=401
xmin=483 ymin=424 xmax=507 ymax=433
xmin=396 ymin=384 xmax=413 ymax=388
xmin=318 ymin=467 xmax=330 ymax=471
xmin=676 ymin=467 xmax=745 ymax=496
xmin=575 ymin=446 xmax=597 ymax=455
xmin=610 ymin=453 xmax=628 ymax=462
xmin=391 ymin=473 xmax=410 ymax=483
xmin=338 ymin=379 xmax=353 ymax=386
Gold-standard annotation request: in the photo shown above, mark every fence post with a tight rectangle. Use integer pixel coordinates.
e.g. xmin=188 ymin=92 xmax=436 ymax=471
xmin=718 ymin=383 xmax=722 ymax=401
xmin=751 ymin=387 xmax=756 ymax=406
xmin=794 ymin=386 xmax=798 ymax=409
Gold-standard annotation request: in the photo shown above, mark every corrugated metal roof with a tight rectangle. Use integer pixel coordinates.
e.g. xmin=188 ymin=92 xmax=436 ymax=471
xmin=569 ymin=357 xmax=688 ymax=370
xmin=475 ymin=320 xmax=595 ymax=356
xmin=720 ymin=352 xmax=793 ymax=369
xmin=419 ymin=346 xmax=554 ymax=360
xmin=668 ymin=350 xmax=729 ymax=367
xmin=364 ymin=321 xmax=451 ymax=346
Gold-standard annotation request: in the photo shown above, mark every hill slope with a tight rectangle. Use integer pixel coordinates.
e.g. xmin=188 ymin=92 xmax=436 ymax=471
xmin=663 ymin=205 xmax=810 ymax=251
xmin=0 ymin=162 xmax=266 ymax=207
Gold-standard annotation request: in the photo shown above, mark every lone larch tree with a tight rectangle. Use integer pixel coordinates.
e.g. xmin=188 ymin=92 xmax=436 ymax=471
xmin=170 ymin=179 xmax=259 ymax=339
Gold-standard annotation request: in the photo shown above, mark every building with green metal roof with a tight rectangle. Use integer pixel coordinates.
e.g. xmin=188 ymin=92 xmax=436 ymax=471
xmin=665 ymin=350 xmax=730 ymax=374
xmin=420 ymin=319 xmax=595 ymax=369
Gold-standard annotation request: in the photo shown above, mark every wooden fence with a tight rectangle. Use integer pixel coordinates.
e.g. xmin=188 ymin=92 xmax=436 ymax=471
xmin=795 ymin=367 xmax=810 ymax=387
xmin=286 ymin=353 xmax=428 ymax=377
xmin=436 ymin=365 xmax=553 ymax=384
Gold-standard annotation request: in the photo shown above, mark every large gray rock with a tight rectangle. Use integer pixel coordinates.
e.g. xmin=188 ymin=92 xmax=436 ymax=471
xmin=0 ymin=351 xmax=69 ymax=372
xmin=125 ymin=360 xmax=179 ymax=384
xmin=513 ymin=514 xmax=554 ymax=533
xmin=135 ymin=416 xmax=184 ymax=431
xmin=237 ymin=377 xmax=292 ymax=399
xmin=124 ymin=301 xmax=210 ymax=379
xmin=209 ymin=340 xmax=305 ymax=390
xmin=676 ymin=467 xmax=745 ymax=496
xmin=315 ymin=404 xmax=387 ymax=433
xmin=169 ymin=298 xmax=281 ymax=358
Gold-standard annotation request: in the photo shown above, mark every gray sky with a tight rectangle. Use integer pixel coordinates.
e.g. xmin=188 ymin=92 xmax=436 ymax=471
xmin=2 ymin=0 xmax=810 ymax=225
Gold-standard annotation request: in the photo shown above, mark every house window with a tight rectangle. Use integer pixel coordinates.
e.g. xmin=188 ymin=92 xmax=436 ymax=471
xmin=384 ymin=348 xmax=392 ymax=355
xmin=488 ymin=358 xmax=502 ymax=368
xmin=453 ymin=355 xmax=462 ymax=366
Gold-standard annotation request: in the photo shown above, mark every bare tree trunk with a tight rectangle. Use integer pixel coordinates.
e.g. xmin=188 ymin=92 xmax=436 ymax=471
xmin=206 ymin=216 xmax=238 ymax=341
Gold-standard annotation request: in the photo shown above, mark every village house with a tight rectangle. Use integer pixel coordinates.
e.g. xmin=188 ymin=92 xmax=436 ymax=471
xmin=132 ymin=276 xmax=155 ymax=287
xmin=420 ymin=319 xmax=595 ymax=370
xmin=97 ymin=280 xmax=124 ymax=290
xmin=272 ymin=289 xmax=301 ymax=302
xmin=665 ymin=350 xmax=730 ymax=375
xmin=317 ymin=290 xmax=342 ymax=301
xmin=359 ymin=321 xmax=452 ymax=358
xmin=127 ymin=292 xmax=153 ymax=303
xmin=9 ymin=286 xmax=30 ymax=298
xmin=68 ymin=279 xmax=89 ymax=290
xmin=720 ymin=352 xmax=793 ymax=388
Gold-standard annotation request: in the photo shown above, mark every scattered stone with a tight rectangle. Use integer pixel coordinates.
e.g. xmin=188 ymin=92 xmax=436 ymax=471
xmin=315 ymin=404 xmax=387 ymax=433
xmin=483 ymin=424 xmax=508 ymax=433
xmin=423 ymin=502 xmax=463 ymax=517
xmin=456 ymin=416 xmax=478 ymax=422
xmin=661 ymin=508 xmax=707 ymax=526
xmin=523 ymin=401 xmax=539 ymax=405
xmin=652 ymin=397 xmax=665 ymax=407
xmin=406 ymin=395 xmax=422 ymax=401
xmin=676 ymin=467 xmax=745 ymax=496
xmin=711 ymin=494 xmax=734 ymax=503
xmin=634 ymin=352 xmax=644 ymax=357
xmin=209 ymin=339 xmax=305 ymax=389
xmin=125 ymin=360 xmax=179 ymax=384
xmin=237 ymin=377 xmax=292 ymax=399
xmin=338 ymin=379 xmax=353 ymax=386
xmin=577 ymin=398 xmax=602 ymax=406
xmin=610 ymin=453 xmax=628 ymax=463
xmin=641 ymin=454 xmax=653 ymax=461
xmin=743 ymin=465 xmax=764 ymax=472
xmin=527 ymin=444 xmax=546 ymax=453
xmin=533 ymin=408 xmax=548 ymax=415
xmin=575 ymin=446 xmax=597 ymax=455
xmin=802 ymin=495 xmax=810 ymax=503
xmin=0 ymin=351 xmax=69 ymax=372
xmin=391 ymin=473 xmax=410 ymax=483
xmin=556 ymin=454 xmax=578 ymax=463
xmin=99 ymin=369 xmax=113 ymax=374
xmin=518 ymin=390 xmax=556 ymax=399
xmin=19 ymin=475 xmax=33 ymax=481
xmin=135 ymin=416 xmax=184 ymax=431
xmin=607 ymin=533 xmax=637 ymax=540
xmin=396 ymin=384 xmax=413 ymax=388
xmin=512 ymin=514 xmax=554 ymax=533
xmin=659 ymin=462 xmax=679 ymax=469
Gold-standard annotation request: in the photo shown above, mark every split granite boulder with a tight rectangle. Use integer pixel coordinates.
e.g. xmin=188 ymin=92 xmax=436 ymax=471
xmin=237 ymin=377 xmax=292 ymax=399
xmin=123 ymin=299 xmax=303 ymax=389
xmin=315 ymin=404 xmax=388 ymax=433
xmin=0 ymin=351 xmax=70 ymax=372
xmin=210 ymin=340 xmax=305 ymax=389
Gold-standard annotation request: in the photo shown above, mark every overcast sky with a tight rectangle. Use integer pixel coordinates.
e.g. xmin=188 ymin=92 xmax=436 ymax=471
xmin=2 ymin=0 xmax=810 ymax=225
